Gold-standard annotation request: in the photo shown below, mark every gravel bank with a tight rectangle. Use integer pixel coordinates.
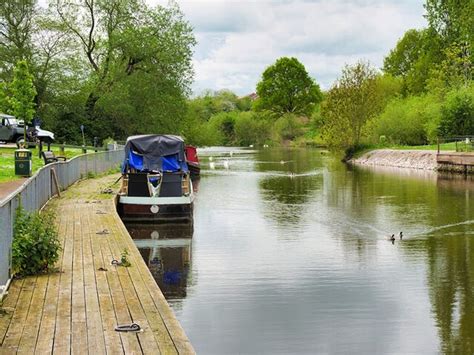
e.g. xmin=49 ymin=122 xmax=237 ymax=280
xmin=351 ymin=149 xmax=439 ymax=170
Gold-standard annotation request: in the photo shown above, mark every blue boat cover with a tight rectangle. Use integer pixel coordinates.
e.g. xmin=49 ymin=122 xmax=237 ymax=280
xmin=123 ymin=149 xmax=188 ymax=173
xmin=122 ymin=134 xmax=189 ymax=173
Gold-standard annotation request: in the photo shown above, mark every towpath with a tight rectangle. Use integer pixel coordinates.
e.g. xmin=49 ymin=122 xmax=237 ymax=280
xmin=0 ymin=174 xmax=194 ymax=354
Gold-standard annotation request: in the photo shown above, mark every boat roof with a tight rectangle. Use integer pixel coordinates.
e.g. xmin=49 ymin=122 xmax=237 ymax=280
xmin=124 ymin=134 xmax=186 ymax=172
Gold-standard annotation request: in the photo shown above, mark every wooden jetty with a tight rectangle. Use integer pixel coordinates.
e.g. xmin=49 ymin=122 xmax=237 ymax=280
xmin=437 ymin=152 xmax=474 ymax=166
xmin=0 ymin=175 xmax=194 ymax=354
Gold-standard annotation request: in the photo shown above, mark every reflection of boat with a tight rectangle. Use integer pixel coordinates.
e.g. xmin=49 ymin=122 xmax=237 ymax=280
xmin=117 ymin=135 xmax=194 ymax=222
xmin=185 ymin=145 xmax=200 ymax=179
xmin=126 ymin=223 xmax=193 ymax=299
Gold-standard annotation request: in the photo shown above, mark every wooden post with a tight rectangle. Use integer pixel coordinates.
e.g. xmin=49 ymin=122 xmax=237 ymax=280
xmin=437 ymin=137 xmax=440 ymax=154
xmin=82 ymin=145 xmax=87 ymax=154
xmin=51 ymin=168 xmax=61 ymax=197
xmin=60 ymin=143 xmax=65 ymax=154
xmin=38 ymin=140 xmax=43 ymax=158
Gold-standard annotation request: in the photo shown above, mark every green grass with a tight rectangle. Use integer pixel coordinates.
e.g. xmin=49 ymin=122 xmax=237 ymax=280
xmin=0 ymin=146 xmax=83 ymax=183
xmin=390 ymin=142 xmax=457 ymax=151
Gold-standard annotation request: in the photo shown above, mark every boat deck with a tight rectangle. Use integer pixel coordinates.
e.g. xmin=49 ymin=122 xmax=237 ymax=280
xmin=0 ymin=175 xmax=194 ymax=354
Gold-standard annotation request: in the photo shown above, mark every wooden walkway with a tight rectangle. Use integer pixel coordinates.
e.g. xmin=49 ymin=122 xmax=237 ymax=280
xmin=0 ymin=175 xmax=194 ymax=354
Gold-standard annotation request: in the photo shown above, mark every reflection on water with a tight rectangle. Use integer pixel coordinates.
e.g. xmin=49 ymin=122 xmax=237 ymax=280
xmin=125 ymin=148 xmax=474 ymax=354
xmin=126 ymin=223 xmax=193 ymax=300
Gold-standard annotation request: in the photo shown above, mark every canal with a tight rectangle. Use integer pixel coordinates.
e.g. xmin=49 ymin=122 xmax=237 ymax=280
xmin=125 ymin=147 xmax=474 ymax=354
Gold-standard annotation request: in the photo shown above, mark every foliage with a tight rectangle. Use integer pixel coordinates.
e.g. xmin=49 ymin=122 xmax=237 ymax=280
xmin=120 ymin=249 xmax=131 ymax=267
xmin=8 ymin=60 xmax=37 ymax=124
xmin=439 ymin=84 xmax=474 ymax=137
xmin=12 ymin=206 xmax=61 ymax=276
xmin=374 ymin=94 xmax=442 ymax=145
xmin=272 ymin=114 xmax=304 ymax=143
xmin=234 ymin=112 xmax=271 ymax=146
xmin=320 ymin=61 xmax=383 ymax=149
xmin=255 ymin=57 xmax=322 ymax=117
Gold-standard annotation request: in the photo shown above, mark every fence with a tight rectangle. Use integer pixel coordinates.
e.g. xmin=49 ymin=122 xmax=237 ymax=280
xmin=0 ymin=148 xmax=124 ymax=295
xmin=437 ymin=136 xmax=474 ymax=153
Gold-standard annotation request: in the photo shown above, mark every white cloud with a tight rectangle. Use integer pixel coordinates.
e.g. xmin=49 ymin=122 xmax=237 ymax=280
xmin=165 ymin=0 xmax=427 ymax=95
xmin=51 ymin=0 xmax=427 ymax=96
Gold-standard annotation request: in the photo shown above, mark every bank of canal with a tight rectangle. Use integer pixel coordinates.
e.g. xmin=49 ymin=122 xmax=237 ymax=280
xmin=0 ymin=175 xmax=194 ymax=354
xmin=128 ymin=147 xmax=473 ymax=354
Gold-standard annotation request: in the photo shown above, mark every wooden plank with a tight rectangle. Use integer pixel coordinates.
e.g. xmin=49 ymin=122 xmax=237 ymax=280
xmin=71 ymin=206 xmax=88 ymax=354
xmin=0 ymin=279 xmax=25 ymax=346
xmin=88 ymin=206 xmax=124 ymax=354
xmin=16 ymin=274 xmax=49 ymax=354
xmin=53 ymin=205 xmax=74 ymax=354
xmin=35 ymin=208 xmax=67 ymax=353
xmin=104 ymin=212 xmax=178 ymax=355
xmin=102 ymin=212 xmax=164 ymax=355
xmin=100 ymin=229 xmax=143 ymax=354
xmin=80 ymin=204 xmax=107 ymax=355
xmin=0 ymin=277 xmax=38 ymax=353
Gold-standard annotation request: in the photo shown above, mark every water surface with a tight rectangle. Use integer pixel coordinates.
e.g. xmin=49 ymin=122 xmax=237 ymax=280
xmin=126 ymin=148 xmax=474 ymax=354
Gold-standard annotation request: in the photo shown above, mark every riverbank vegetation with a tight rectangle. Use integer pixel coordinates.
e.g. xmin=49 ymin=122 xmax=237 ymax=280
xmin=0 ymin=0 xmax=471 ymax=150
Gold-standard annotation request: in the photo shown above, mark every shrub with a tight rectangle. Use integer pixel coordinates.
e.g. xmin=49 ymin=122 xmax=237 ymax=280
xmin=439 ymin=85 xmax=474 ymax=137
xmin=12 ymin=207 xmax=61 ymax=276
xmin=374 ymin=94 xmax=441 ymax=145
xmin=234 ymin=112 xmax=271 ymax=146
xmin=272 ymin=113 xmax=304 ymax=142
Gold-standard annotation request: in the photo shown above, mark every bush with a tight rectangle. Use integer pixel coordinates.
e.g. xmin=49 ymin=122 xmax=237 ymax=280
xmin=234 ymin=112 xmax=271 ymax=146
xmin=439 ymin=85 xmax=474 ymax=137
xmin=374 ymin=94 xmax=441 ymax=145
xmin=12 ymin=207 xmax=61 ymax=276
xmin=272 ymin=113 xmax=304 ymax=142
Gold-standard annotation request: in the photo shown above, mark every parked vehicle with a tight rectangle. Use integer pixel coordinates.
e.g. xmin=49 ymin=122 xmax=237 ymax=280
xmin=117 ymin=134 xmax=194 ymax=223
xmin=0 ymin=113 xmax=55 ymax=147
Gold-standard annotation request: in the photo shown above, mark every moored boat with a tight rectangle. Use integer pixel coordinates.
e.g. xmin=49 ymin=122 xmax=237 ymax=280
xmin=185 ymin=145 xmax=200 ymax=179
xmin=117 ymin=134 xmax=194 ymax=223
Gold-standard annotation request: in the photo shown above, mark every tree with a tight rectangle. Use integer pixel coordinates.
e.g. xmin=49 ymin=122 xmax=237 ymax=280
xmin=53 ymin=0 xmax=195 ymax=140
xmin=9 ymin=60 xmax=36 ymax=125
xmin=0 ymin=0 xmax=35 ymax=80
xmin=320 ymin=61 xmax=381 ymax=149
xmin=383 ymin=28 xmax=443 ymax=94
xmin=255 ymin=57 xmax=322 ymax=117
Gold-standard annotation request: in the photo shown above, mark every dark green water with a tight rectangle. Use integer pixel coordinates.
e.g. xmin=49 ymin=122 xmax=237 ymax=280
xmin=126 ymin=148 xmax=474 ymax=354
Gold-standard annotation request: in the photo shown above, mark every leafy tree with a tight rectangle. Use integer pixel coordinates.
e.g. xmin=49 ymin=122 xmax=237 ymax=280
xmin=9 ymin=60 xmax=36 ymax=126
xmin=320 ymin=61 xmax=382 ymax=149
xmin=256 ymin=57 xmax=322 ymax=116
xmin=439 ymin=84 xmax=474 ymax=137
xmin=383 ymin=28 xmax=443 ymax=94
xmin=54 ymin=0 xmax=195 ymax=140
xmin=0 ymin=0 xmax=35 ymax=80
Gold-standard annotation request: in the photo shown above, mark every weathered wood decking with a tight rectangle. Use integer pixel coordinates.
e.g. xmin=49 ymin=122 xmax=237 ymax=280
xmin=437 ymin=152 xmax=474 ymax=166
xmin=0 ymin=175 xmax=194 ymax=354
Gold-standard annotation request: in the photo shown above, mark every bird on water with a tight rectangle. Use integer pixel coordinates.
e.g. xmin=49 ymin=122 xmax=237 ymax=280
xmin=399 ymin=231 xmax=403 ymax=240
xmin=390 ymin=234 xmax=395 ymax=244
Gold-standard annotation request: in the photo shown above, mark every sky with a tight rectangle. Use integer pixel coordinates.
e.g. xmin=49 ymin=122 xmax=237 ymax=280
xmin=39 ymin=0 xmax=428 ymax=96
xmin=149 ymin=0 xmax=427 ymax=96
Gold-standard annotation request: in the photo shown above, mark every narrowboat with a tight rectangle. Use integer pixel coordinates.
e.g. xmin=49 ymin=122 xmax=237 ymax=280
xmin=117 ymin=134 xmax=194 ymax=222
xmin=185 ymin=145 xmax=200 ymax=179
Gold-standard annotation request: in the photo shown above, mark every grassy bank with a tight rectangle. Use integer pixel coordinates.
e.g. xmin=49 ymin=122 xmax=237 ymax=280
xmin=0 ymin=146 xmax=83 ymax=183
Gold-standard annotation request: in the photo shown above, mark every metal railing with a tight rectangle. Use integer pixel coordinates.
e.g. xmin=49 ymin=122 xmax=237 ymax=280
xmin=0 ymin=148 xmax=124 ymax=293
xmin=437 ymin=136 xmax=474 ymax=153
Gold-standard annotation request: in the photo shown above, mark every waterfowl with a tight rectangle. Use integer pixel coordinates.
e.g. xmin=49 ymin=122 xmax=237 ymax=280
xmin=223 ymin=160 xmax=229 ymax=169
xmin=209 ymin=162 xmax=215 ymax=170
xmin=399 ymin=231 xmax=403 ymax=240
xmin=389 ymin=234 xmax=395 ymax=242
